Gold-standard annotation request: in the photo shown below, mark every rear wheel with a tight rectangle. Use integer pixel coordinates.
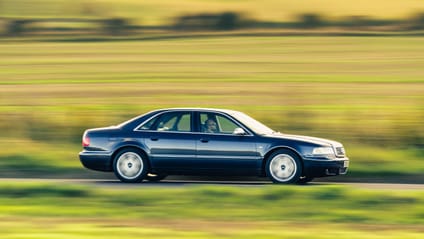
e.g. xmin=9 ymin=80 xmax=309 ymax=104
xmin=266 ymin=149 xmax=302 ymax=184
xmin=113 ymin=149 xmax=148 ymax=183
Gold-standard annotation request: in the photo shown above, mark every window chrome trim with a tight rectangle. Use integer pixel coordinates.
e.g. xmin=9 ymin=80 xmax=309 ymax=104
xmin=303 ymin=157 xmax=349 ymax=162
xmin=132 ymin=129 xmax=255 ymax=137
xmin=79 ymin=151 xmax=113 ymax=156
xmin=132 ymin=109 xmax=254 ymax=136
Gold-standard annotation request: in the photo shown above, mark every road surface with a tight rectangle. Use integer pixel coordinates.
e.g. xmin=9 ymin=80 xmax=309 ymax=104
xmin=1 ymin=178 xmax=423 ymax=190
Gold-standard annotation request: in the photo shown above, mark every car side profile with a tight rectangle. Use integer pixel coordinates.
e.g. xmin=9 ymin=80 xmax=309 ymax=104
xmin=79 ymin=108 xmax=349 ymax=184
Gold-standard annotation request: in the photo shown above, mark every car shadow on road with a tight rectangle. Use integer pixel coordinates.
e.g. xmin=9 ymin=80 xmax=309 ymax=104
xmin=92 ymin=176 xmax=328 ymax=186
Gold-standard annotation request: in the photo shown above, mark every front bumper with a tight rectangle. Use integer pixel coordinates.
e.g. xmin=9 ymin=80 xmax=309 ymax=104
xmin=79 ymin=151 xmax=113 ymax=172
xmin=303 ymin=157 xmax=349 ymax=178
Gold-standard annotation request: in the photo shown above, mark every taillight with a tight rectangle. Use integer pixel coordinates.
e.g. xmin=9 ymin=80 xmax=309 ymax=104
xmin=82 ymin=134 xmax=90 ymax=147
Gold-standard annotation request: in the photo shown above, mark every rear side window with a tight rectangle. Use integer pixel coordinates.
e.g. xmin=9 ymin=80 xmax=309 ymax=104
xmin=139 ymin=117 xmax=156 ymax=130
xmin=137 ymin=112 xmax=192 ymax=132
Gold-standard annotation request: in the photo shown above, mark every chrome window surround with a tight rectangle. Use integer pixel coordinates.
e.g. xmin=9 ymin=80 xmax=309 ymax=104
xmin=133 ymin=109 xmax=254 ymax=136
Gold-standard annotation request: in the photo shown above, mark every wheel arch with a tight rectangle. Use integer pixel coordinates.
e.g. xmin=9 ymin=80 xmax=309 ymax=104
xmin=261 ymin=146 xmax=304 ymax=176
xmin=110 ymin=144 xmax=151 ymax=171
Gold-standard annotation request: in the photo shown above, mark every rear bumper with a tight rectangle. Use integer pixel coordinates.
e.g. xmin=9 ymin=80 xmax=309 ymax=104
xmin=79 ymin=151 xmax=113 ymax=172
xmin=303 ymin=157 xmax=349 ymax=178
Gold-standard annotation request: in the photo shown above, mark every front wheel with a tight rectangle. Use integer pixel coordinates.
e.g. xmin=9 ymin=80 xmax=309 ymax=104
xmin=266 ymin=149 xmax=302 ymax=184
xmin=113 ymin=149 xmax=148 ymax=183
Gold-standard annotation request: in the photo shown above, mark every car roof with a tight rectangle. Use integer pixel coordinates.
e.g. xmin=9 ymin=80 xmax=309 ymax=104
xmin=157 ymin=108 xmax=241 ymax=115
xmin=120 ymin=108 xmax=243 ymax=130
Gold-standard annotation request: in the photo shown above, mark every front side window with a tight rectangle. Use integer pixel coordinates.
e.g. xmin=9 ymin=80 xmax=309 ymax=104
xmin=138 ymin=112 xmax=191 ymax=132
xmin=200 ymin=112 xmax=241 ymax=134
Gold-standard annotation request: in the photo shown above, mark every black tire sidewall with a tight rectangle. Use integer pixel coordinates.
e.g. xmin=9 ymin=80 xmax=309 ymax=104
xmin=297 ymin=176 xmax=314 ymax=184
xmin=145 ymin=173 xmax=167 ymax=182
xmin=113 ymin=148 xmax=149 ymax=183
xmin=266 ymin=149 xmax=302 ymax=184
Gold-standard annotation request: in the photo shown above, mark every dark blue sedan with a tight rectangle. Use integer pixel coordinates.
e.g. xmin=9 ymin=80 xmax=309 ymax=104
xmin=79 ymin=108 xmax=349 ymax=184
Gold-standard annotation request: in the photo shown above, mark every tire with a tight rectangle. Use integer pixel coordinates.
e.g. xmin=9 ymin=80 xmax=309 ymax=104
xmin=145 ymin=173 xmax=167 ymax=182
xmin=266 ymin=149 xmax=302 ymax=184
xmin=297 ymin=176 xmax=314 ymax=184
xmin=113 ymin=148 xmax=148 ymax=183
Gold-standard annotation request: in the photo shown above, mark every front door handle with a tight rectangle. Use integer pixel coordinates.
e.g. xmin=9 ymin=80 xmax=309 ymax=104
xmin=200 ymin=138 xmax=209 ymax=143
xmin=150 ymin=137 xmax=159 ymax=141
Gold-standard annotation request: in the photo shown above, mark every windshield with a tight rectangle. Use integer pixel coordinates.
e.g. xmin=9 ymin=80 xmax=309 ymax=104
xmin=230 ymin=111 xmax=275 ymax=135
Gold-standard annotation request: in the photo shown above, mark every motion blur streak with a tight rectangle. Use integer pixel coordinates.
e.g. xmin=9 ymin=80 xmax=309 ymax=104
xmin=0 ymin=1 xmax=423 ymax=238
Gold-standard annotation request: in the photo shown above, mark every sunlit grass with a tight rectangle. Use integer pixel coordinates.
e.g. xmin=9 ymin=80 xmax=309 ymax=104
xmin=0 ymin=183 xmax=423 ymax=238
xmin=0 ymin=139 xmax=81 ymax=176
xmin=0 ymin=182 xmax=422 ymax=224
xmin=0 ymin=219 xmax=423 ymax=239
xmin=346 ymin=145 xmax=424 ymax=176
xmin=0 ymin=181 xmax=422 ymax=238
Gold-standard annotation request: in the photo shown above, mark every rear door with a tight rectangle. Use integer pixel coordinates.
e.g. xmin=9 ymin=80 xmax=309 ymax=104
xmin=136 ymin=111 xmax=196 ymax=171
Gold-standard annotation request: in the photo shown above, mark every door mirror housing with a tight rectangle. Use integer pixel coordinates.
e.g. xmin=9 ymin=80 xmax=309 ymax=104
xmin=233 ymin=127 xmax=247 ymax=135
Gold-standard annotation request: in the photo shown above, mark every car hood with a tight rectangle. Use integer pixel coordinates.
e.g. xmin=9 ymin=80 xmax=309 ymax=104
xmin=264 ymin=133 xmax=342 ymax=147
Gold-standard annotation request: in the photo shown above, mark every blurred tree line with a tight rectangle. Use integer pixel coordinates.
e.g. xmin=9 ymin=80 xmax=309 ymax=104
xmin=2 ymin=11 xmax=424 ymax=36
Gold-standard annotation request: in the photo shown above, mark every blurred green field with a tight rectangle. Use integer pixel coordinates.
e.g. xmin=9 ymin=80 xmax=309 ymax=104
xmin=2 ymin=220 xmax=422 ymax=239
xmin=2 ymin=0 xmax=424 ymax=25
xmin=1 ymin=1 xmax=423 ymax=238
xmin=0 ymin=182 xmax=423 ymax=238
xmin=0 ymin=36 xmax=423 ymax=179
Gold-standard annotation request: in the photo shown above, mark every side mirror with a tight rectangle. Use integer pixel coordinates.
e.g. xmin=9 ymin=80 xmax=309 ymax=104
xmin=233 ymin=127 xmax=247 ymax=135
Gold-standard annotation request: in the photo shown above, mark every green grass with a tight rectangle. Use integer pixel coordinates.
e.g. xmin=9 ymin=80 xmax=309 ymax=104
xmin=0 ymin=182 xmax=423 ymax=238
xmin=1 ymin=219 xmax=422 ymax=239
xmin=0 ymin=182 xmax=423 ymax=223
xmin=0 ymin=36 xmax=423 ymax=179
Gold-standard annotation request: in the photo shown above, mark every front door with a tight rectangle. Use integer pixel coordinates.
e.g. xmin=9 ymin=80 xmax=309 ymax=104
xmin=194 ymin=112 xmax=260 ymax=175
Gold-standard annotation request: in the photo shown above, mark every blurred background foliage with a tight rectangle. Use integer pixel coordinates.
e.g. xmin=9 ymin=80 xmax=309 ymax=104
xmin=1 ymin=0 xmax=424 ymax=35
xmin=0 ymin=0 xmax=423 ymax=180
xmin=1 ymin=1 xmax=424 ymax=238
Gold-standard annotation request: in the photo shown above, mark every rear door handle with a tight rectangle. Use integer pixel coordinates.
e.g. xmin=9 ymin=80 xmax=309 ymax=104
xmin=200 ymin=138 xmax=209 ymax=143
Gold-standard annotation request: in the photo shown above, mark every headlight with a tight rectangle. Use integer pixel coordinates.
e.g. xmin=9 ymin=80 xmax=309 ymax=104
xmin=312 ymin=147 xmax=335 ymax=155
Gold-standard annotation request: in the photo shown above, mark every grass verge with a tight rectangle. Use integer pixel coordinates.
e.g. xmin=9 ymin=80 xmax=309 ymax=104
xmin=1 ymin=218 xmax=423 ymax=239
xmin=0 ymin=182 xmax=423 ymax=224
xmin=0 ymin=182 xmax=423 ymax=238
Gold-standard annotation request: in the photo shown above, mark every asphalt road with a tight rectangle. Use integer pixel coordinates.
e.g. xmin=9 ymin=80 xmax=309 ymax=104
xmin=1 ymin=178 xmax=423 ymax=190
